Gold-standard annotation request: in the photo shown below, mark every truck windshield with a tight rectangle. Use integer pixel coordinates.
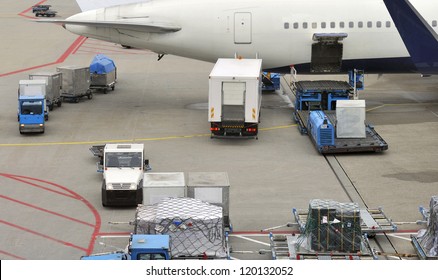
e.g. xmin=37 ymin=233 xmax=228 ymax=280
xmin=21 ymin=101 xmax=43 ymax=115
xmin=105 ymin=152 xmax=142 ymax=168
xmin=137 ymin=253 xmax=167 ymax=260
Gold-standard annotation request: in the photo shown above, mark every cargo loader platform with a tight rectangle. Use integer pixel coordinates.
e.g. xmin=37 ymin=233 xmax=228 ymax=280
xmin=294 ymin=110 xmax=388 ymax=154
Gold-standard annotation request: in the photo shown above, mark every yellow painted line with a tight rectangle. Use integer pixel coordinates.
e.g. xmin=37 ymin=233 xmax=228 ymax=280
xmin=0 ymin=124 xmax=295 ymax=147
xmin=367 ymin=102 xmax=438 ymax=112
xmin=259 ymin=124 xmax=296 ymax=131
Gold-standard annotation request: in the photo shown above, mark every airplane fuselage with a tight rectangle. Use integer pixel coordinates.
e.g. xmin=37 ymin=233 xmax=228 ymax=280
xmin=65 ymin=0 xmax=438 ymax=73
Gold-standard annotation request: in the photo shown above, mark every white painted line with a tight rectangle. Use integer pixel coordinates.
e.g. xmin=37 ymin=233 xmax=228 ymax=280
xmin=232 ymin=235 xmax=270 ymax=247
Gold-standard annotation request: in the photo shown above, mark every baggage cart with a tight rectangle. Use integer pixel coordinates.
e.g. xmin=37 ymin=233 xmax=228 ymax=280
xmin=57 ymin=66 xmax=92 ymax=103
xmin=89 ymin=54 xmax=117 ymax=94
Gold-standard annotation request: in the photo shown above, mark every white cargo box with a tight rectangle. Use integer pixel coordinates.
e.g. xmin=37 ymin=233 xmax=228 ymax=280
xmin=19 ymin=80 xmax=46 ymax=97
xmin=208 ymin=58 xmax=262 ymax=123
xmin=142 ymin=172 xmax=185 ymax=205
xmin=187 ymin=172 xmax=230 ymax=226
xmin=336 ymin=100 xmax=366 ymax=138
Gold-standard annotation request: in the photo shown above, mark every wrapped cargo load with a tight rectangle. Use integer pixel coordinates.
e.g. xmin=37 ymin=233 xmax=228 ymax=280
xmin=296 ymin=199 xmax=363 ymax=253
xmin=90 ymin=54 xmax=117 ymax=93
xmin=417 ymin=196 xmax=438 ymax=257
xmin=135 ymin=197 xmax=227 ymax=259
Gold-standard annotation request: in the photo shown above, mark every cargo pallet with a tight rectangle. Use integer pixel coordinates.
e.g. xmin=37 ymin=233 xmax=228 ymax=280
xmin=410 ymin=205 xmax=438 ymax=260
xmin=293 ymin=207 xmax=397 ymax=237
xmin=268 ymin=233 xmax=376 ymax=260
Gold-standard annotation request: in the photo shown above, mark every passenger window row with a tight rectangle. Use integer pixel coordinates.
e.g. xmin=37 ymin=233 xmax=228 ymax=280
xmin=284 ymin=20 xmax=438 ymax=29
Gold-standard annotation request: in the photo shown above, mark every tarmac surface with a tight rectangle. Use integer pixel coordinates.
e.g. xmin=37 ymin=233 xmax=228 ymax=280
xmin=1 ymin=0 xmax=437 ymax=260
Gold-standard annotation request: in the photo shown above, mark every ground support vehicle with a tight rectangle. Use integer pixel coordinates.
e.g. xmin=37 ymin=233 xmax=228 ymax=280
xmin=89 ymin=54 xmax=117 ymax=94
xmin=411 ymin=196 xmax=438 ymax=260
xmin=262 ymin=72 xmax=280 ymax=91
xmin=90 ymin=144 xmax=149 ymax=207
xmin=263 ymin=199 xmax=397 ymax=260
xmin=82 ymin=197 xmax=230 ymax=260
xmin=293 ymin=80 xmax=387 ymax=153
xmin=18 ymin=95 xmax=45 ymax=134
xmin=208 ymin=58 xmax=262 ymax=139
xmin=57 ymin=66 xmax=92 ymax=103
xmin=29 ymin=72 xmax=62 ymax=111
xmin=35 ymin=10 xmax=57 ymax=17
xmin=18 ymin=80 xmax=49 ymax=121
xmin=81 ymin=235 xmax=171 ymax=260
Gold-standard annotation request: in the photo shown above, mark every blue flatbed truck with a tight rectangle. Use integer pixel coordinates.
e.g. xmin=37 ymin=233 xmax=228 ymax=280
xmin=293 ymin=80 xmax=388 ymax=154
xmin=18 ymin=95 xmax=45 ymax=134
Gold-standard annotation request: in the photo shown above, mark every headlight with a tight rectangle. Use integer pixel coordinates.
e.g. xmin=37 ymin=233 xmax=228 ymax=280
xmin=129 ymin=184 xmax=137 ymax=190
xmin=106 ymin=184 xmax=114 ymax=190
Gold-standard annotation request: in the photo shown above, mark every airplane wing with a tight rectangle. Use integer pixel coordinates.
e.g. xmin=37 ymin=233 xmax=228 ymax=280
xmin=383 ymin=0 xmax=438 ymax=75
xmin=75 ymin=0 xmax=150 ymax=12
xmin=36 ymin=19 xmax=181 ymax=33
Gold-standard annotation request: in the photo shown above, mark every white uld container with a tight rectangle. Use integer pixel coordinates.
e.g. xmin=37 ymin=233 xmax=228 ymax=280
xmin=142 ymin=172 xmax=185 ymax=205
xmin=336 ymin=100 xmax=366 ymax=138
xmin=186 ymin=172 xmax=230 ymax=226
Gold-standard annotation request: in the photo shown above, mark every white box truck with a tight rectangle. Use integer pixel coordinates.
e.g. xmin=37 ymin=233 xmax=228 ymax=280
xmin=208 ymin=58 xmax=262 ymax=138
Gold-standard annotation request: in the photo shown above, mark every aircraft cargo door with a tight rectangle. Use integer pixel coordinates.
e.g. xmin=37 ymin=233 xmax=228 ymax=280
xmin=234 ymin=13 xmax=252 ymax=44
xmin=222 ymin=82 xmax=246 ymax=125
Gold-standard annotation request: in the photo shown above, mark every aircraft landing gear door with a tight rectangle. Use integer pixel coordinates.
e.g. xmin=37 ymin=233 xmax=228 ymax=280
xmin=234 ymin=13 xmax=252 ymax=44
xmin=311 ymin=33 xmax=348 ymax=73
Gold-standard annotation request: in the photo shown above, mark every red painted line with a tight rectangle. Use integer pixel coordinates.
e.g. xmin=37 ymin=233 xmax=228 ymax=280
xmin=233 ymin=230 xmax=301 ymax=235
xmin=0 ymin=31 xmax=86 ymax=77
xmin=66 ymin=36 xmax=88 ymax=56
xmin=0 ymin=250 xmax=26 ymax=260
xmin=1 ymin=174 xmax=78 ymax=199
xmin=0 ymin=195 xmax=95 ymax=228
xmin=0 ymin=173 xmax=101 ymax=255
xmin=0 ymin=219 xmax=87 ymax=252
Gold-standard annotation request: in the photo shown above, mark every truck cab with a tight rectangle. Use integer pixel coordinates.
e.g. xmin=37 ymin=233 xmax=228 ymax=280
xmin=18 ymin=96 xmax=45 ymax=134
xmin=101 ymin=144 xmax=147 ymax=206
xmin=18 ymin=80 xmax=49 ymax=121
xmin=81 ymin=235 xmax=171 ymax=260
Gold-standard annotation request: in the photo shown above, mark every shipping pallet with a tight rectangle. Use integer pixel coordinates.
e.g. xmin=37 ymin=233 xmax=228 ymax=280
xmin=268 ymin=233 xmax=376 ymax=260
xmin=293 ymin=207 xmax=397 ymax=237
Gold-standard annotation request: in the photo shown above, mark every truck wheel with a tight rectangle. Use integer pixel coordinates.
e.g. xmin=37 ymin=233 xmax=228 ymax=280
xmin=101 ymin=181 xmax=108 ymax=207
xmin=45 ymin=115 xmax=49 ymax=121
xmin=74 ymin=98 xmax=79 ymax=103
xmin=48 ymin=104 xmax=54 ymax=111
xmin=103 ymin=88 xmax=107 ymax=94
xmin=57 ymin=100 xmax=62 ymax=107
xmin=111 ymin=85 xmax=115 ymax=91
xmin=88 ymin=93 xmax=93 ymax=99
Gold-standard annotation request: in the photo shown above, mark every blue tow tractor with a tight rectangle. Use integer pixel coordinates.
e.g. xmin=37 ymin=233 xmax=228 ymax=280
xmin=262 ymin=72 xmax=281 ymax=91
xmin=18 ymin=95 xmax=46 ymax=134
xmin=293 ymin=80 xmax=388 ymax=154
xmin=81 ymin=235 xmax=171 ymax=260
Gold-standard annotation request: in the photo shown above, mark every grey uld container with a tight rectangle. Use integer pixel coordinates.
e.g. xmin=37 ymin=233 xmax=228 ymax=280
xmin=56 ymin=66 xmax=90 ymax=96
xmin=29 ymin=72 xmax=62 ymax=108
xmin=142 ymin=172 xmax=186 ymax=205
xmin=187 ymin=172 xmax=230 ymax=227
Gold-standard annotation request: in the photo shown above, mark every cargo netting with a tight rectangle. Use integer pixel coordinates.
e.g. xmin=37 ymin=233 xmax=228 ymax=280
xmin=135 ymin=197 xmax=227 ymax=259
xmin=417 ymin=196 xmax=438 ymax=257
xmin=296 ymin=199 xmax=365 ymax=253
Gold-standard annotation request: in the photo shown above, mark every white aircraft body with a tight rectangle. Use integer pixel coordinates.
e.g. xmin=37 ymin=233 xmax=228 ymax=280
xmin=48 ymin=0 xmax=438 ymax=73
